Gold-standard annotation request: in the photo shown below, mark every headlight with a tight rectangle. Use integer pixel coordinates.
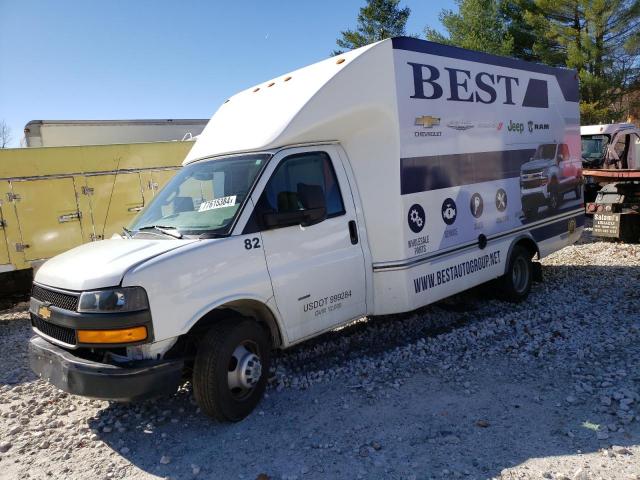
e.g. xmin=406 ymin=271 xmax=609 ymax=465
xmin=78 ymin=287 xmax=149 ymax=313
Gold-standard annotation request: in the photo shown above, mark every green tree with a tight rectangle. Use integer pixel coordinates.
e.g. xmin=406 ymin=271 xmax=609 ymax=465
xmin=429 ymin=0 xmax=640 ymax=123
xmin=334 ymin=0 xmax=410 ymax=54
xmin=499 ymin=0 xmax=543 ymax=62
xmin=521 ymin=0 xmax=640 ymax=123
xmin=426 ymin=0 xmax=514 ymax=56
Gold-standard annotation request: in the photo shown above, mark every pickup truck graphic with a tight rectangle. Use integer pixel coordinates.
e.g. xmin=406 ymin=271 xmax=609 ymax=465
xmin=520 ymin=143 xmax=582 ymax=220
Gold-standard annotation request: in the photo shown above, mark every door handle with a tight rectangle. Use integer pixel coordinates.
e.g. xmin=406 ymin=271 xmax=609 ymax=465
xmin=58 ymin=211 xmax=82 ymax=223
xmin=348 ymin=220 xmax=358 ymax=245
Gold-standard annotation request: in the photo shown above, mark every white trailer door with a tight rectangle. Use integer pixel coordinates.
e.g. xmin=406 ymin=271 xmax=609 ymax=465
xmin=249 ymin=146 xmax=366 ymax=342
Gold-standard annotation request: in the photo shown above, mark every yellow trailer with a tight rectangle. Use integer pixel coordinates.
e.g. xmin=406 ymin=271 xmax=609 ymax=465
xmin=0 ymin=140 xmax=193 ymax=292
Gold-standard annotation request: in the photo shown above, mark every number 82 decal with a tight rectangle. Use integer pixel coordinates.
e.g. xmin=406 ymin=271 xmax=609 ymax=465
xmin=244 ymin=237 xmax=261 ymax=250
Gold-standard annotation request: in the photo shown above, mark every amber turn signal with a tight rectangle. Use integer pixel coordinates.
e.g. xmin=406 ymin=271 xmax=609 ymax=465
xmin=77 ymin=326 xmax=147 ymax=344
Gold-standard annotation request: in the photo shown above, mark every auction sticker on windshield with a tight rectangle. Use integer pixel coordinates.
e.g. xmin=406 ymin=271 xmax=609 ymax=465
xmin=198 ymin=196 xmax=237 ymax=212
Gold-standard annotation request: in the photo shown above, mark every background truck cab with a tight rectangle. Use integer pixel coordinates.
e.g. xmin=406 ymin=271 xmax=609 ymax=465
xmin=581 ymin=123 xmax=640 ymax=202
xmin=520 ymin=142 xmax=582 ymax=219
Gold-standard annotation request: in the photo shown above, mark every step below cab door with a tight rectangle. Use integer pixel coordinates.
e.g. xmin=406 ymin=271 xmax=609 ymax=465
xmin=245 ymin=145 xmax=367 ymax=343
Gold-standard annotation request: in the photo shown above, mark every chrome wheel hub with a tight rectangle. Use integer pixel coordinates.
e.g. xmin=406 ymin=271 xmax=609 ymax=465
xmin=512 ymin=257 xmax=529 ymax=293
xmin=228 ymin=344 xmax=262 ymax=396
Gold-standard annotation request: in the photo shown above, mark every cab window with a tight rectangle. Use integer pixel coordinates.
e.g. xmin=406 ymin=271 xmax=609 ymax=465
xmin=260 ymin=152 xmax=345 ymax=217
xmin=613 ymin=134 xmax=630 ymax=168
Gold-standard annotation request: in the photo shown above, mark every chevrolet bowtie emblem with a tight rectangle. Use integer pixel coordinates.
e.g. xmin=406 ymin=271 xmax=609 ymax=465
xmin=415 ymin=115 xmax=441 ymax=128
xmin=38 ymin=305 xmax=51 ymax=320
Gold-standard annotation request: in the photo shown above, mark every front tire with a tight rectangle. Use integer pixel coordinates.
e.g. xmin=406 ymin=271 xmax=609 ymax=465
xmin=548 ymin=182 xmax=561 ymax=211
xmin=193 ymin=319 xmax=271 ymax=422
xmin=497 ymin=245 xmax=533 ymax=303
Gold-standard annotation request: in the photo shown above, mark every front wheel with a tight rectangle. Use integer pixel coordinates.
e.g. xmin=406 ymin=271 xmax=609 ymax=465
xmin=193 ymin=319 xmax=271 ymax=422
xmin=548 ymin=183 xmax=561 ymax=211
xmin=497 ymin=245 xmax=533 ymax=303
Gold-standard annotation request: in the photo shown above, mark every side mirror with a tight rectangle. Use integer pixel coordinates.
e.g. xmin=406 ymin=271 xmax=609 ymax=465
xmin=301 ymin=207 xmax=327 ymax=227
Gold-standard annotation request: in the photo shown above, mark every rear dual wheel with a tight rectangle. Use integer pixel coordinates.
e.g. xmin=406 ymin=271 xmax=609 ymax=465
xmin=193 ymin=319 xmax=271 ymax=422
xmin=497 ymin=245 xmax=533 ymax=303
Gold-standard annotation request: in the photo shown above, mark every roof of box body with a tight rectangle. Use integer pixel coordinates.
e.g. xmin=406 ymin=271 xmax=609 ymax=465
xmin=185 ymin=36 xmax=579 ymax=165
xmin=580 ymin=123 xmax=638 ymax=135
xmin=183 ymin=41 xmax=385 ymax=164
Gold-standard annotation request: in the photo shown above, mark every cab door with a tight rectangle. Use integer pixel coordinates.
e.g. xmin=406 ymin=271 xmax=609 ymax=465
xmin=9 ymin=178 xmax=84 ymax=261
xmin=247 ymin=146 xmax=366 ymax=342
xmin=610 ymin=133 xmax=631 ymax=168
xmin=632 ymin=134 xmax=640 ymax=169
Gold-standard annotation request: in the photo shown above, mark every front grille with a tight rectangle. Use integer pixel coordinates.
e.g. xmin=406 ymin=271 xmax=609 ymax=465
xmin=32 ymin=285 xmax=79 ymax=311
xmin=31 ymin=313 xmax=77 ymax=346
xmin=521 ymin=178 xmax=548 ymax=189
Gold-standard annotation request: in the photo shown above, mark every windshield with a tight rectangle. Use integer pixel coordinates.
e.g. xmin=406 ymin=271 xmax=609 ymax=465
xmin=129 ymin=153 xmax=269 ymax=236
xmin=581 ymin=134 xmax=610 ymax=161
xmin=532 ymin=144 xmax=557 ymax=160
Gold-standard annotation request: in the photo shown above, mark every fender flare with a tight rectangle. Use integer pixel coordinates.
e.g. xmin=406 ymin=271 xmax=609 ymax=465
xmin=505 ymin=233 xmax=540 ymax=270
xmin=181 ymin=294 xmax=288 ymax=348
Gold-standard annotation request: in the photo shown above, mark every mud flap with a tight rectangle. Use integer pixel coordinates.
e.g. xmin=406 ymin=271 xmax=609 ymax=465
xmin=532 ymin=262 xmax=543 ymax=283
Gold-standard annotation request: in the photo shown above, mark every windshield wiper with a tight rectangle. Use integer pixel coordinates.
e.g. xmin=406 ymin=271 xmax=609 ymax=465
xmin=136 ymin=225 xmax=183 ymax=239
xmin=198 ymin=232 xmax=228 ymax=239
xmin=122 ymin=227 xmax=133 ymax=238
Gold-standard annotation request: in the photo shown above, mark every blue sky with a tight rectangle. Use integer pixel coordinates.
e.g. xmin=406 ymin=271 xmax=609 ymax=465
xmin=0 ymin=0 xmax=454 ymax=147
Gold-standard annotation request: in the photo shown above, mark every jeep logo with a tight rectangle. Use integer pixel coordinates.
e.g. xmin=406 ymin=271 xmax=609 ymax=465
xmin=507 ymin=120 xmax=524 ymax=133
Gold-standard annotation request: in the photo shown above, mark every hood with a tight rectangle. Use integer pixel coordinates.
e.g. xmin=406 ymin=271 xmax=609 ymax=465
xmin=35 ymin=238 xmax=197 ymax=291
xmin=521 ymin=159 xmax=553 ymax=172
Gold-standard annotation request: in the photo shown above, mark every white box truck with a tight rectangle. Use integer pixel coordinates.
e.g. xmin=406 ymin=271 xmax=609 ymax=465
xmin=28 ymin=38 xmax=583 ymax=421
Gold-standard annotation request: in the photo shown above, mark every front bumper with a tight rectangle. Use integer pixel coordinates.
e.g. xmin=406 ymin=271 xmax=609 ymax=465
xmin=521 ymin=190 xmax=548 ymax=210
xmin=29 ymin=335 xmax=184 ymax=401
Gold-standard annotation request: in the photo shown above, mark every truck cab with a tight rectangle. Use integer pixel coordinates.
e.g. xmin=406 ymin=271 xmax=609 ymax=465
xmin=29 ymin=143 xmax=369 ymax=421
xmin=581 ymin=123 xmax=640 ymax=202
xmin=520 ymin=142 xmax=582 ymax=219
xmin=581 ymin=123 xmax=640 ymax=242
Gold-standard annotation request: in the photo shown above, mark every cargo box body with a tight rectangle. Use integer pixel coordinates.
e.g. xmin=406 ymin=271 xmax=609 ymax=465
xmin=186 ymin=38 xmax=583 ymax=314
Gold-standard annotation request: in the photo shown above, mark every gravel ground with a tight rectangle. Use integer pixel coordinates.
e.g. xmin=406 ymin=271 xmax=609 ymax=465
xmin=0 ymin=222 xmax=639 ymax=480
